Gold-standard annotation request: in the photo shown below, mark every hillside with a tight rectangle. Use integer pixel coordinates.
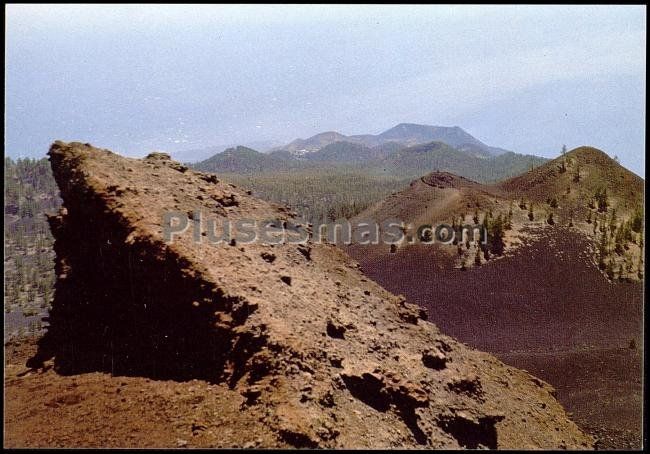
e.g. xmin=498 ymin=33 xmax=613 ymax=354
xmin=373 ymin=142 xmax=546 ymax=181
xmin=5 ymin=142 xmax=592 ymax=449
xmin=351 ymin=146 xmax=643 ymax=279
xmin=345 ymin=146 xmax=644 ymax=448
xmin=496 ymin=146 xmax=643 ymax=221
xmin=304 ymin=141 xmax=387 ymax=164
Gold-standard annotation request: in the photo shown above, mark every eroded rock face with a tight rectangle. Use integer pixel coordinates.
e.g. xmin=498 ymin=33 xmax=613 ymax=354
xmin=31 ymin=141 xmax=593 ymax=449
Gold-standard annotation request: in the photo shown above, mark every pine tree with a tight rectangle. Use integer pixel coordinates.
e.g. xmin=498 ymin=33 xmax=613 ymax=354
xmin=488 ymin=214 xmax=505 ymax=256
xmin=626 ymin=256 xmax=634 ymax=273
xmin=609 ymin=209 xmax=617 ymax=231
xmin=622 ymin=221 xmax=633 ymax=244
xmin=606 ymin=259 xmax=615 ymax=279
xmin=598 ymin=230 xmax=608 ymax=270
xmin=614 ymin=226 xmax=624 ymax=255
xmin=505 ymin=208 xmax=513 ymax=230
xmin=595 ymin=188 xmax=608 ymax=213
xmin=631 ymin=206 xmax=643 ymax=233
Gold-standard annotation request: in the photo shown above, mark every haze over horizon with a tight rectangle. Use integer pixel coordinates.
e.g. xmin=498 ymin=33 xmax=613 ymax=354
xmin=5 ymin=5 xmax=646 ymax=176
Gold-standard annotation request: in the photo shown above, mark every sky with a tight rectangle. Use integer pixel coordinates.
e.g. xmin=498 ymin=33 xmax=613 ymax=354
xmin=5 ymin=5 xmax=646 ymax=175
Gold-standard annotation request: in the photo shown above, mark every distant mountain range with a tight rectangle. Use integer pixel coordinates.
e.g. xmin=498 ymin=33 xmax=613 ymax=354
xmin=270 ymin=123 xmax=511 ymax=158
xmin=193 ymin=123 xmax=547 ymax=183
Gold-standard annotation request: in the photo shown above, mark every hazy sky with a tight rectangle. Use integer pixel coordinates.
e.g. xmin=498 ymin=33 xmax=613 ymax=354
xmin=5 ymin=5 xmax=646 ymax=175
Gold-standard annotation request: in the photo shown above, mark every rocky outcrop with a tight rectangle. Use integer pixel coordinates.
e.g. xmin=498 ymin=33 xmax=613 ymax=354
xmin=31 ymin=141 xmax=593 ymax=449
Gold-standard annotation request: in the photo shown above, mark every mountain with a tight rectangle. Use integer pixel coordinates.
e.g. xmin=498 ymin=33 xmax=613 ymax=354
xmin=7 ymin=141 xmax=593 ymax=449
xmin=273 ymin=123 xmax=512 ymax=157
xmin=172 ymin=140 xmax=283 ymax=163
xmin=372 ymin=142 xmax=547 ymax=182
xmin=276 ymin=131 xmax=349 ymax=156
xmin=364 ymin=124 xmax=509 ymax=157
xmin=194 ymin=140 xmax=546 ymax=184
xmin=497 ymin=146 xmax=643 ymax=209
xmin=194 ymin=145 xmax=307 ymax=173
xmin=345 ymin=146 xmax=644 ymax=449
xmin=189 ymin=123 xmax=535 ymax=178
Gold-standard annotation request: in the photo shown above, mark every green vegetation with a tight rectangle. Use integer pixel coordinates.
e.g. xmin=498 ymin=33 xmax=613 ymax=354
xmin=486 ymin=213 xmax=506 ymax=256
xmin=594 ymin=187 xmax=608 ymax=213
xmin=218 ymin=169 xmax=412 ymax=224
xmin=588 ymin=195 xmax=644 ymax=281
xmin=630 ymin=206 xmax=643 ymax=233
xmin=4 ymin=157 xmax=61 ymax=334
xmin=573 ymin=165 xmax=581 ymax=182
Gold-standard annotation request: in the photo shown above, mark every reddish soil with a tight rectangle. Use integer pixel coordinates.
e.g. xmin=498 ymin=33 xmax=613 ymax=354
xmin=347 ymin=227 xmax=643 ymax=449
xmin=499 ymin=348 xmax=642 ymax=450
xmin=4 ymin=338 xmax=280 ymax=449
